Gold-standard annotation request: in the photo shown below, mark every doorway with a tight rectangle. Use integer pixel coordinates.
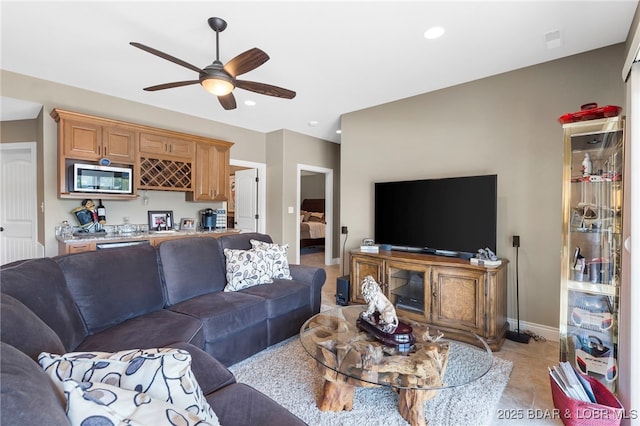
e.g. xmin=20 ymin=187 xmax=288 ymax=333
xmin=229 ymin=159 xmax=266 ymax=233
xmin=296 ymin=164 xmax=333 ymax=266
xmin=0 ymin=142 xmax=38 ymax=265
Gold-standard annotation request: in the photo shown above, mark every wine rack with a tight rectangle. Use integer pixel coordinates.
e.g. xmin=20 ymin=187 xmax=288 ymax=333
xmin=138 ymin=157 xmax=192 ymax=190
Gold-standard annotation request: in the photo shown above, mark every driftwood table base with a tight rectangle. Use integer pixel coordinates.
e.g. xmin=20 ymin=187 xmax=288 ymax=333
xmin=304 ymin=312 xmax=452 ymax=426
xmin=318 ymin=376 xmax=437 ymax=426
xmin=318 ymin=380 xmax=355 ymax=411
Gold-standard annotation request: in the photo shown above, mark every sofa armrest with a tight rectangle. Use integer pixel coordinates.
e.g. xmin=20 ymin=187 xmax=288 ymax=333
xmin=289 ymin=265 xmax=326 ymax=314
xmin=166 ymin=341 xmax=235 ymax=395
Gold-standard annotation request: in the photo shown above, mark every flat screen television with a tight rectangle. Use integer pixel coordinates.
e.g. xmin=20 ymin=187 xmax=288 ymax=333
xmin=374 ymin=174 xmax=497 ymax=258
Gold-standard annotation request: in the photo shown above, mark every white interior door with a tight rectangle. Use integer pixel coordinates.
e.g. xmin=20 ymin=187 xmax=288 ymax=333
xmin=234 ymin=168 xmax=258 ymax=232
xmin=0 ymin=143 xmax=38 ymax=265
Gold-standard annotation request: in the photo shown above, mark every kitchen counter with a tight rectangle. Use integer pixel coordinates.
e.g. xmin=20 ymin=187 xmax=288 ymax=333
xmin=56 ymin=228 xmax=242 ymax=254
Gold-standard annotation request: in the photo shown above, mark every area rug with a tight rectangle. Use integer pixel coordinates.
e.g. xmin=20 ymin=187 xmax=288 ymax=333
xmin=229 ymin=337 xmax=513 ymax=426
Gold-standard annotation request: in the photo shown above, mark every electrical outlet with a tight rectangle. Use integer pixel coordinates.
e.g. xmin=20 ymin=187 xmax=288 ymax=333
xmin=341 ymin=226 xmax=348 ymax=234
xmin=512 ymin=235 xmax=520 ymax=247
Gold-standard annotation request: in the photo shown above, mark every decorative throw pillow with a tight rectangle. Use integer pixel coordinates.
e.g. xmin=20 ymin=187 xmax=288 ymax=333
xmin=301 ymin=211 xmax=311 ymax=222
xmin=307 ymin=213 xmax=325 ymax=223
xmin=39 ymin=348 xmax=218 ymax=424
xmin=223 ymin=248 xmax=273 ymax=292
xmin=250 ymin=239 xmax=292 ymax=280
xmin=63 ymin=379 xmax=218 ymax=426
xmin=308 ymin=212 xmax=325 ymax=222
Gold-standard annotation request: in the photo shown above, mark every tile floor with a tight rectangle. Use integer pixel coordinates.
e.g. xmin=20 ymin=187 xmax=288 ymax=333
xmin=301 ymin=250 xmax=563 ymax=425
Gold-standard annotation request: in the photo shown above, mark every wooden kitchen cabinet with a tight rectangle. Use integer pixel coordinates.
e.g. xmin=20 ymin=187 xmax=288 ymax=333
xmin=58 ymin=240 xmax=96 ymax=254
xmin=186 ymin=140 xmax=233 ymax=202
xmin=52 ymin=109 xmax=137 ymax=199
xmin=137 ymin=132 xmax=195 ymax=192
xmin=51 ymin=109 xmax=234 ymax=197
xmin=53 ymin=110 xmax=135 ymax=164
xmin=350 ymin=250 xmax=508 ymax=350
xmin=138 ymin=132 xmax=194 ymax=159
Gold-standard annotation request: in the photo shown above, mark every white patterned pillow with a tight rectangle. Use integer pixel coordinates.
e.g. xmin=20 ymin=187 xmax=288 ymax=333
xmin=250 ymin=239 xmax=292 ymax=280
xmin=223 ymin=248 xmax=273 ymax=291
xmin=63 ymin=379 xmax=217 ymax=426
xmin=39 ymin=348 xmax=218 ymax=424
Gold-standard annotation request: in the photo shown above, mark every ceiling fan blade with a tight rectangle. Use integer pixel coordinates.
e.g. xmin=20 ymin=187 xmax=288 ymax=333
xmin=236 ymin=80 xmax=296 ymax=99
xmin=130 ymin=42 xmax=204 ymax=74
xmin=143 ymin=80 xmax=200 ymax=91
xmin=223 ymin=48 xmax=269 ymax=77
xmin=218 ymin=93 xmax=237 ymax=110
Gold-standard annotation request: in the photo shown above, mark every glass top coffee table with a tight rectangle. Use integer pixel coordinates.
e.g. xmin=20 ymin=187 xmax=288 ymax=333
xmin=299 ymin=305 xmax=494 ymax=426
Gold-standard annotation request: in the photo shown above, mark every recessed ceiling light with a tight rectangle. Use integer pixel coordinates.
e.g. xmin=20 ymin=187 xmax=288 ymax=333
xmin=336 ymin=129 xmax=342 ymax=134
xmin=244 ymin=100 xmax=256 ymax=106
xmin=308 ymin=120 xmax=319 ymax=127
xmin=424 ymin=26 xmax=445 ymax=40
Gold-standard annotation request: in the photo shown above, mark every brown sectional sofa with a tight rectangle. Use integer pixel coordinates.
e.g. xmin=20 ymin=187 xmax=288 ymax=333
xmin=0 ymin=232 xmax=325 ymax=425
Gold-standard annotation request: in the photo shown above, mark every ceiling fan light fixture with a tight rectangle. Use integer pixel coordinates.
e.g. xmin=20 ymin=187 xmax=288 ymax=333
xmin=201 ymin=76 xmax=235 ymax=96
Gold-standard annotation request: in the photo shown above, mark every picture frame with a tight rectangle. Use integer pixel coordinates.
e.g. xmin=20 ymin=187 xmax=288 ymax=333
xmin=147 ymin=210 xmax=174 ymax=231
xmin=180 ymin=217 xmax=196 ymax=230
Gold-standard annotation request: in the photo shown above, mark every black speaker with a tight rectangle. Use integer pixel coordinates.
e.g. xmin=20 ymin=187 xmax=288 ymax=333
xmin=336 ymin=275 xmax=350 ymax=306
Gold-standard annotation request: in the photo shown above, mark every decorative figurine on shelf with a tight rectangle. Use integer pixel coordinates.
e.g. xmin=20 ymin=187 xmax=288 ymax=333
xmin=357 ymin=275 xmax=415 ymax=352
xmin=360 ymin=275 xmax=399 ymax=333
xmin=476 ymin=247 xmax=498 ymax=262
xmin=71 ymin=199 xmax=104 ymax=233
xmin=581 ymin=153 xmax=593 ymax=177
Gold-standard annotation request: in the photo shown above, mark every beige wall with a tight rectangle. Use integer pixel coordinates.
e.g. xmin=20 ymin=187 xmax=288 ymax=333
xmin=340 ymin=44 xmax=626 ymax=329
xmin=266 ymin=129 xmax=341 ymax=259
xmin=301 ymin=174 xmax=325 ymax=199
xmin=0 ymin=70 xmax=337 ymax=259
xmin=0 ymin=119 xmax=38 ymax=142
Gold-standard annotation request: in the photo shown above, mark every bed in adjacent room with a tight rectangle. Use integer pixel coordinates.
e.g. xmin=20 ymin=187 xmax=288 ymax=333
xmin=300 ymin=198 xmax=326 ymax=249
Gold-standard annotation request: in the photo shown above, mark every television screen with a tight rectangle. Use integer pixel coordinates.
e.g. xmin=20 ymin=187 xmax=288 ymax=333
xmin=374 ymin=174 xmax=497 ymax=257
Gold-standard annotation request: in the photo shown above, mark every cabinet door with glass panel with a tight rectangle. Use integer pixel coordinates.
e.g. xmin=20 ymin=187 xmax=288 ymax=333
xmin=559 ymin=116 xmax=624 ymax=392
xmin=385 ymin=261 xmax=430 ymax=322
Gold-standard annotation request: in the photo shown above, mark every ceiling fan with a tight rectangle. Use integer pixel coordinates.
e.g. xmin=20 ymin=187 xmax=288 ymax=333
xmin=130 ymin=17 xmax=296 ymax=110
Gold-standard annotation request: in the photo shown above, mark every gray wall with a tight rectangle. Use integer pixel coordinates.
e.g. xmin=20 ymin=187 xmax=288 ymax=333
xmin=0 ymin=70 xmax=339 ymax=260
xmin=340 ymin=44 xmax=626 ymax=329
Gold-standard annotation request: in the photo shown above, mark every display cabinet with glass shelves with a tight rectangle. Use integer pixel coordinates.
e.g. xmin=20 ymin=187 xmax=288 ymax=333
xmin=559 ymin=116 xmax=625 ymax=392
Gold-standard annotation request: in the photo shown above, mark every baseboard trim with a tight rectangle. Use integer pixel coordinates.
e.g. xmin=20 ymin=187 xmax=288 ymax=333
xmin=506 ymin=318 xmax=559 ymax=342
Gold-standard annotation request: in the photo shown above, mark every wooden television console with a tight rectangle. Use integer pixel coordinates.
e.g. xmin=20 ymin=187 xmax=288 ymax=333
xmin=350 ymin=249 xmax=509 ymax=351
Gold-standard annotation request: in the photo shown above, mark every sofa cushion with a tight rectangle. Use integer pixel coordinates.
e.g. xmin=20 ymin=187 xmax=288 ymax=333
xmin=240 ymin=279 xmax=310 ymax=318
xmin=63 ymin=379 xmax=219 ymax=426
xmin=0 ymin=293 xmax=65 ymax=360
xmin=56 ymin=244 xmax=165 ymax=333
xmin=165 ymin=342 xmax=235 ymax=395
xmin=0 ymin=257 xmax=87 ymax=351
xmin=74 ymin=309 xmax=204 ymax=353
xmin=207 ymin=382 xmax=306 ymax=426
xmin=40 ymin=348 xmax=217 ymax=424
xmin=250 ymin=239 xmax=292 ymax=279
xmin=223 ymin=247 xmax=273 ymax=291
xmin=168 ymin=291 xmax=266 ymax=341
xmin=0 ymin=342 xmax=68 ymax=426
xmin=158 ymin=237 xmax=227 ymax=304
xmin=218 ymin=232 xmax=272 ymax=251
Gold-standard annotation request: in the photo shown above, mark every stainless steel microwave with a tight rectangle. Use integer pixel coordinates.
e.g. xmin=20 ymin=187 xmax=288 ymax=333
xmin=69 ymin=163 xmax=133 ymax=194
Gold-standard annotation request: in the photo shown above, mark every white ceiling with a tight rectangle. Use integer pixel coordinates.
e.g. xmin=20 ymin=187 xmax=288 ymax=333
xmin=1 ymin=1 xmax=637 ymax=143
